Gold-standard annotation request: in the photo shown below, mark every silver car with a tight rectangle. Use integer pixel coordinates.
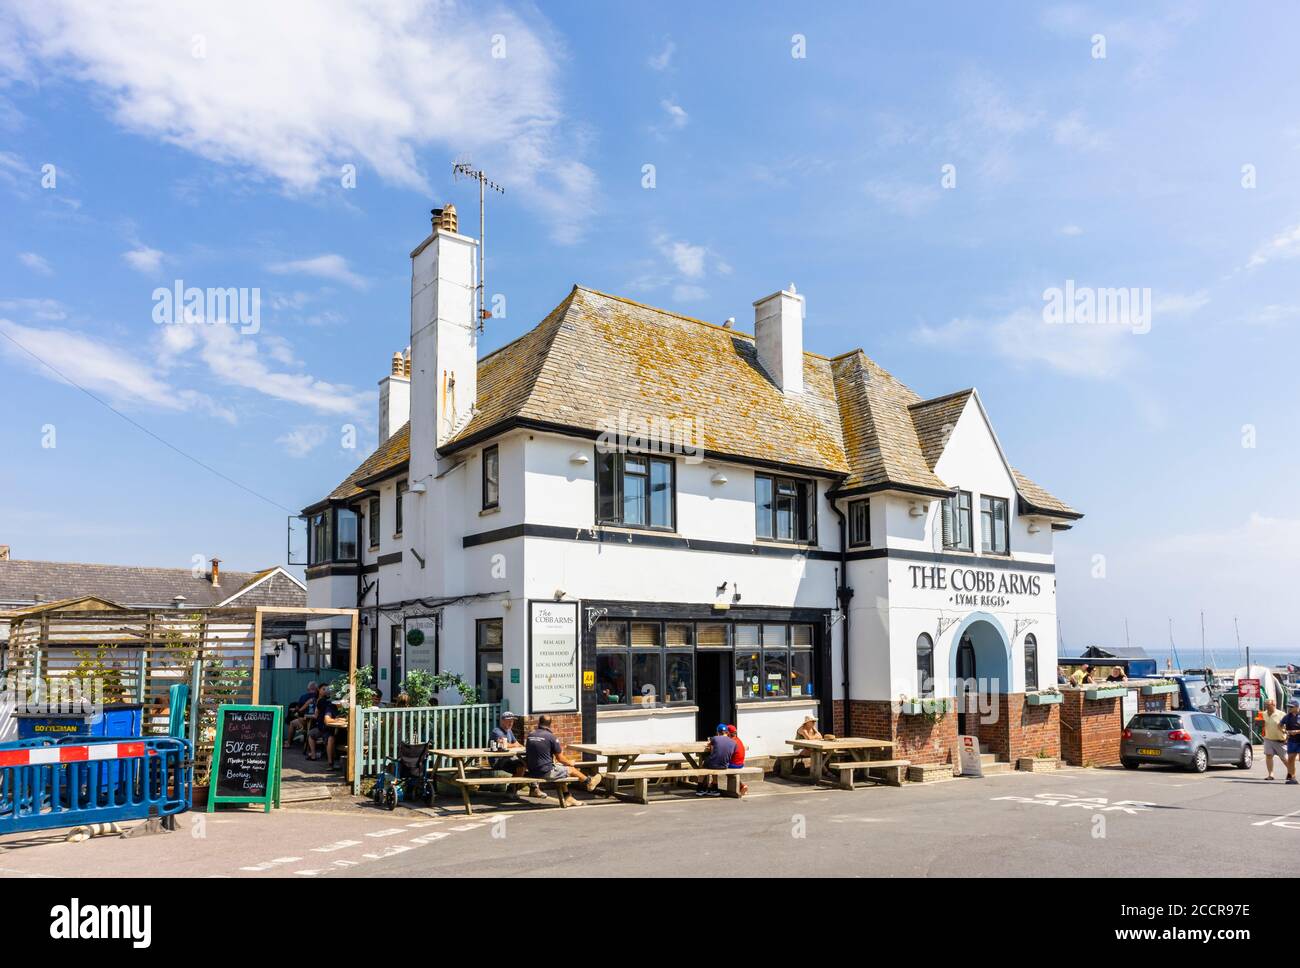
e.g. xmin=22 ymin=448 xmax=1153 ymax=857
xmin=1121 ymin=710 xmax=1253 ymax=773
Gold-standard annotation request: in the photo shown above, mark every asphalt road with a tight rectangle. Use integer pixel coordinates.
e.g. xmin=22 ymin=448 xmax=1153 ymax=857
xmin=4 ymin=758 xmax=1299 ymax=878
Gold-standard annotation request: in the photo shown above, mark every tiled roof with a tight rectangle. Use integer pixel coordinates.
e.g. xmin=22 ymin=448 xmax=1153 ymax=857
xmin=315 ymin=285 xmax=1078 ymax=517
xmin=1011 ymin=468 xmax=1079 ymax=518
xmin=0 ymin=559 xmax=295 ymax=609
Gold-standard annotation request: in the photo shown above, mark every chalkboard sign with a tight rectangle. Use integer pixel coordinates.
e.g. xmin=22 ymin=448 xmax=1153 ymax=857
xmin=207 ymin=704 xmax=282 ymax=813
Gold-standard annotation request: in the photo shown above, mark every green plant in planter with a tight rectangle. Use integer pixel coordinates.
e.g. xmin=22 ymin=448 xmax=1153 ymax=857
xmin=335 ymin=665 xmax=378 ymax=712
xmin=401 ymin=669 xmax=481 ymax=707
xmin=1037 ymin=748 xmax=1052 ymax=759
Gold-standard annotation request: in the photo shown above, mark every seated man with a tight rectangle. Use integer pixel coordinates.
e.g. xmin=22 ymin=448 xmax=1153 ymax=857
xmin=793 ymin=714 xmax=834 ymax=772
xmin=491 ymin=711 xmax=546 ymax=800
xmin=524 ymin=715 xmax=601 ymax=806
xmin=697 ymin=723 xmax=737 ymax=797
xmin=306 ymin=684 xmax=343 ymax=768
xmin=285 ymin=681 xmax=319 ymax=746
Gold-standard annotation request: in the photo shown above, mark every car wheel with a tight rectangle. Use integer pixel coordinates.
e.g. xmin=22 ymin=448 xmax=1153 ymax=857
xmin=1239 ymin=745 xmax=1253 ymax=770
xmin=1189 ymin=747 xmax=1208 ymax=773
xmin=1121 ymin=759 xmax=1140 ymax=770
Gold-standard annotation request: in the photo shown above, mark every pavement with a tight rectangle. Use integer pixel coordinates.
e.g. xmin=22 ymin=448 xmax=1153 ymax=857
xmin=4 ymin=756 xmax=1300 ymax=878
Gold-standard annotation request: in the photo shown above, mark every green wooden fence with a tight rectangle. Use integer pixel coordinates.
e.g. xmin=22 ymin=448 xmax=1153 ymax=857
xmin=257 ymin=668 xmax=345 ymax=709
xmin=353 ymin=702 xmax=501 ymax=793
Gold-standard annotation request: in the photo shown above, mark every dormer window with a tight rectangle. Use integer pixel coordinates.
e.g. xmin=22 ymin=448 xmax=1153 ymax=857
xmin=941 ymin=490 xmax=973 ymax=552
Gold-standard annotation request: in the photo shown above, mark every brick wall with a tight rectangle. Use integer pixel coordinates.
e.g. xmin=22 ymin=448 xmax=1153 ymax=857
xmin=514 ymin=712 xmax=584 ymax=758
xmin=1138 ymin=690 xmax=1172 ymax=713
xmin=834 ymin=699 xmax=959 ymax=765
xmin=1059 ymin=691 xmax=1122 ymax=766
xmin=1009 ymin=696 xmax=1061 ymax=762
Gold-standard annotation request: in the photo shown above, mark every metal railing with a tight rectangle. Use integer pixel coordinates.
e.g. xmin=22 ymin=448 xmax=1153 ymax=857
xmin=353 ymin=703 xmax=501 ymax=794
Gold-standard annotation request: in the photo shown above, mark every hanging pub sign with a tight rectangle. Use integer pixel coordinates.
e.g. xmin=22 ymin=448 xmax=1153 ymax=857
xmin=207 ymin=704 xmax=282 ymax=813
xmin=529 ymin=600 xmax=579 ymax=714
xmin=404 ymin=615 xmax=438 ymax=677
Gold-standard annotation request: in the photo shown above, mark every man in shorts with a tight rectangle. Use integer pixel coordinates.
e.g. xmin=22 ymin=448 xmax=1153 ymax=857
xmin=1261 ymin=697 xmax=1288 ymax=780
xmin=697 ymin=723 xmax=737 ymax=797
xmin=1282 ymin=700 xmax=1300 ymax=786
xmin=525 ymin=715 xmax=601 ymax=806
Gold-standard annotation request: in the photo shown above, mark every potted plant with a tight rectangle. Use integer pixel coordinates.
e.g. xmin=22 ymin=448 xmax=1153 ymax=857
xmin=1017 ymin=748 xmax=1061 ymax=772
xmin=1025 ymin=687 xmax=1064 ymax=706
xmin=1085 ymin=684 xmax=1128 ymax=701
xmin=1140 ymin=679 xmax=1179 ymax=696
xmin=898 ymin=695 xmax=949 ymax=722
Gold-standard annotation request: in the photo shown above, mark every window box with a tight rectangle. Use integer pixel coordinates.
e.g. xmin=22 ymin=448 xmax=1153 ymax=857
xmin=1140 ymin=683 xmax=1179 ymax=696
xmin=900 ymin=697 xmax=951 ymax=716
xmin=1025 ymin=690 xmax=1064 ymax=706
xmin=1085 ymin=686 xmax=1128 ymax=701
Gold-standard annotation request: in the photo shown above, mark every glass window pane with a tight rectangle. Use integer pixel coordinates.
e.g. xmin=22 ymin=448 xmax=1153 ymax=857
xmin=734 ymin=624 xmax=759 ymax=648
xmin=622 ymin=464 xmax=647 ymax=526
xmin=631 ymin=651 xmax=662 ymax=706
xmin=483 ymin=446 xmax=499 ymax=508
xmin=478 ymin=619 xmax=503 ymax=648
xmin=916 ymin=633 xmax=935 ymax=698
xmin=993 ymin=498 xmax=1007 ymax=553
xmin=755 ymin=475 xmax=774 ymax=538
xmin=630 ymin=622 xmax=661 ymax=647
xmin=665 ymin=623 xmax=692 ymax=647
xmin=763 ymin=650 xmax=789 ymax=698
xmin=650 ymin=459 xmax=673 ymax=528
xmin=595 ymin=620 xmax=627 ymax=648
xmin=666 ymin=652 xmax=693 ymax=703
xmin=790 ymin=650 xmax=814 ymax=698
xmin=762 ymin=624 xmax=788 ymax=647
xmin=336 ymin=509 xmax=358 ymax=560
xmin=478 ymin=650 xmax=503 ymax=705
xmin=696 ymin=623 xmax=730 ymax=648
xmin=790 ymin=624 xmax=813 ymax=647
xmin=775 ymin=491 xmax=796 ymax=541
xmin=396 ymin=481 xmax=407 ymax=534
xmin=368 ymin=497 xmax=381 ymax=546
xmin=736 ymin=650 xmax=761 ymax=700
xmin=596 ymin=451 xmax=619 ymax=523
xmin=596 ymin=652 xmax=627 ymax=705
xmin=1024 ymin=634 xmax=1038 ymax=691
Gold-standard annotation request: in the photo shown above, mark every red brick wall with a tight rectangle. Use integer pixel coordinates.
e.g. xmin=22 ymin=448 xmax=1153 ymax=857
xmin=515 ymin=712 xmax=583 ymax=758
xmin=1059 ymin=691 xmax=1122 ymax=766
xmin=1139 ymin=691 xmax=1172 ymax=713
xmin=833 ymin=699 xmax=959 ymax=765
xmin=1009 ymin=695 xmax=1061 ymax=762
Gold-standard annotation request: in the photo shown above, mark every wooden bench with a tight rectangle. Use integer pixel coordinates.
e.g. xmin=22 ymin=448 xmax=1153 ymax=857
xmin=827 ymin=759 xmax=910 ymax=790
xmin=767 ymin=752 xmax=806 ymax=778
xmin=447 ymin=775 xmax=583 ymax=815
xmin=605 ymin=767 xmax=762 ymax=804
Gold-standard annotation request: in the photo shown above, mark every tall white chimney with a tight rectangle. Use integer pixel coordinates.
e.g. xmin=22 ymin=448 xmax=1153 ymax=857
xmin=409 ymin=205 xmax=478 ymax=470
xmin=377 ymin=348 xmax=410 ymax=443
xmin=753 ymin=284 xmax=805 ymax=394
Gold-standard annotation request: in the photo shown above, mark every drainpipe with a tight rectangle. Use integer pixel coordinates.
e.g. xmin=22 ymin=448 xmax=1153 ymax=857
xmin=831 ymin=501 xmax=853 ymax=732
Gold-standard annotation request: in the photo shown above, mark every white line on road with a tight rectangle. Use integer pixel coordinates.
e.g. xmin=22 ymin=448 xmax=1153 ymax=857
xmin=364 ymin=828 xmax=410 ymax=838
xmin=312 ymin=840 xmax=363 ymax=852
xmin=1252 ymin=807 xmax=1300 ymax=827
xmin=362 ymin=845 xmax=414 ymax=860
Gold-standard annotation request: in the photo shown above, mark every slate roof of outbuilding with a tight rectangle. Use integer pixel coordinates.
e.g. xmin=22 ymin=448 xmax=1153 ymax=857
xmin=0 ymin=560 xmax=305 ymax=609
xmin=312 ymin=285 xmax=1078 ymax=518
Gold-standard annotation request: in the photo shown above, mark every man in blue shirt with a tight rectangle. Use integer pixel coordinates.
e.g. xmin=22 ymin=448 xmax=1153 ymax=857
xmin=491 ymin=711 xmax=545 ymax=800
xmin=525 ymin=716 xmax=601 ymax=806
xmin=1282 ymin=700 xmax=1300 ymax=785
xmin=285 ymin=681 xmax=318 ymax=747
xmin=697 ymin=723 xmax=737 ymax=797
xmin=307 ymin=685 xmax=343 ymax=768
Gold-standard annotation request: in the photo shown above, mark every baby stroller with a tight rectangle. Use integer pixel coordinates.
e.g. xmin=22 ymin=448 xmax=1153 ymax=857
xmin=371 ymin=742 xmax=434 ymax=810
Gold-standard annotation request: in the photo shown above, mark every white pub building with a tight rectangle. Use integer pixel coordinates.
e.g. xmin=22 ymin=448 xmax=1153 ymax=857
xmin=300 ymin=206 xmax=1081 ymax=767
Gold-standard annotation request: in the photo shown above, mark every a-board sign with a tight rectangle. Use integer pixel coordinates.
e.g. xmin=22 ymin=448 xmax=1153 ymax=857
xmin=957 ymin=734 xmax=984 ymax=777
xmin=207 ymin=704 xmax=282 ymax=813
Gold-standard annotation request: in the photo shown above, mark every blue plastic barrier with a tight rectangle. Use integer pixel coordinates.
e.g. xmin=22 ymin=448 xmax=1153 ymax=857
xmin=0 ymin=736 xmax=193 ymax=834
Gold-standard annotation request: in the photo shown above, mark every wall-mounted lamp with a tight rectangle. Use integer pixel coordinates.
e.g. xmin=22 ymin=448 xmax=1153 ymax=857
xmin=908 ymin=502 xmax=926 ymax=518
xmin=409 ymin=481 xmax=428 ymax=494
xmin=1027 ymin=520 xmax=1042 ymax=534
xmin=710 ymin=471 xmax=728 ymax=485
xmin=553 ymin=588 xmax=567 ymax=601
xmin=569 ymin=451 xmax=590 ymax=465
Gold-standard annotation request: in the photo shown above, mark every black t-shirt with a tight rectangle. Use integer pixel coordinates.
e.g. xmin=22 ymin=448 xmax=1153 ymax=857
xmin=314 ymin=698 xmax=338 ymax=730
xmin=525 ymin=728 xmax=562 ymax=778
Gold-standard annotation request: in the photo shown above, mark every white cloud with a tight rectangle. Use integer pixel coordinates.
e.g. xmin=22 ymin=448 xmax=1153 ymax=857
xmin=648 ymin=38 xmax=675 ymax=72
xmin=660 ymin=99 xmax=688 ymax=129
xmin=1059 ymin=224 xmax=1083 ymax=237
xmin=277 ymin=424 xmax=329 ymax=458
xmin=267 ymin=254 xmax=367 ymax=290
xmin=953 ymin=70 xmax=1040 ymax=137
xmin=1246 ymin=222 xmax=1300 ymax=269
xmin=1052 ymin=111 xmax=1108 ymax=151
xmin=659 ymin=237 xmax=707 ymax=279
xmin=0 ymin=317 xmax=230 ymax=418
xmin=864 ymin=178 xmax=940 ymax=217
xmin=2 ymin=0 xmax=598 ymax=242
xmin=122 ymin=246 xmax=163 ymax=273
xmin=915 ymin=307 xmax=1138 ymax=379
xmin=18 ymin=251 xmax=51 ymax=274
xmin=1153 ymin=290 xmax=1209 ymax=316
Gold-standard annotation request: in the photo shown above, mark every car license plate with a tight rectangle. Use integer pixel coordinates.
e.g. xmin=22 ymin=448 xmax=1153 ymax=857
xmin=1137 ymin=747 xmax=1161 ymax=756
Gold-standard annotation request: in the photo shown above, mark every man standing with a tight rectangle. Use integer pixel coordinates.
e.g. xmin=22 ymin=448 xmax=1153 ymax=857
xmin=1281 ymin=700 xmax=1300 ymax=786
xmin=525 ymin=715 xmax=601 ymax=806
xmin=1261 ymin=698 xmax=1288 ymax=780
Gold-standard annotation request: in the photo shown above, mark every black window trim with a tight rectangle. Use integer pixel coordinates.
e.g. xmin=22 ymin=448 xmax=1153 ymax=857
xmin=476 ymin=617 xmax=504 ymax=705
xmin=754 ymin=472 xmax=818 ymax=545
xmin=980 ymin=494 xmax=1011 ymax=556
xmin=1024 ymin=632 xmax=1038 ymax=691
xmin=482 ymin=444 xmax=500 ymax=511
xmin=916 ymin=632 xmax=935 ymax=698
xmin=367 ymin=496 xmax=381 ymax=549
xmin=395 ymin=479 xmax=407 ymax=537
xmin=848 ymin=498 xmax=870 ymax=548
xmin=941 ymin=489 xmax=974 ymax=553
xmin=594 ymin=619 xmax=695 ymax=709
xmin=593 ymin=448 xmax=677 ymax=533
xmin=307 ymin=505 xmax=360 ymax=566
xmin=733 ymin=621 xmax=816 ymax=705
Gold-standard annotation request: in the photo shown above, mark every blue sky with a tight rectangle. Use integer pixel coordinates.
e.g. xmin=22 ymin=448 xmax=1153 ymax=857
xmin=1 ymin=2 xmax=1298 ymax=651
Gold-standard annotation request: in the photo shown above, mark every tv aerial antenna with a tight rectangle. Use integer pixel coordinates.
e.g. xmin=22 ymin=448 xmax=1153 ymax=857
xmin=452 ymin=157 xmax=504 ymax=332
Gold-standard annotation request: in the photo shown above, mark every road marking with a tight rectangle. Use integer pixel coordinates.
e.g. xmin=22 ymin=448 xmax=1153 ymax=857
xmin=312 ymin=840 xmax=362 ymax=852
xmin=362 ymin=845 xmax=413 ymax=860
xmin=364 ymin=828 xmax=409 ymax=838
xmin=411 ymin=832 xmax=449 ymax=844
xmin=991 ymin=793 xmax=1155 ymax=814
xmin=1252 ymin=807 xmax=1300 ymax=828
xmin=448 ymin=823 xmax=484 ymax=832
xmin=239 ymin=856 xmax=302 ymax=871
xmin=405 ymin=820 xmax=442 ymax=828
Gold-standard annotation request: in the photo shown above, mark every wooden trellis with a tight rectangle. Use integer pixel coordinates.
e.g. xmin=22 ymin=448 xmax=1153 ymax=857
xmin=3 ymin=603 xmax=358 ymax=784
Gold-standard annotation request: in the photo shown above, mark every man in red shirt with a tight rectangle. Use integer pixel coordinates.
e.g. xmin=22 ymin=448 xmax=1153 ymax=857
xmin=726 ymin=724 xmax=748 ymax=796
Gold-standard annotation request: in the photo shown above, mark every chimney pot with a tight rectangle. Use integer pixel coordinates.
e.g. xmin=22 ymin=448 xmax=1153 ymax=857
xmin=209 ymin=558 xmax=221 ymax=587
xmin=753 ymin=286 xmax=805 ymax=394
xmin=431 ymin=204 xmax=458 ymax=234
xmin=0 ymin=544 xmax=9 ymax=561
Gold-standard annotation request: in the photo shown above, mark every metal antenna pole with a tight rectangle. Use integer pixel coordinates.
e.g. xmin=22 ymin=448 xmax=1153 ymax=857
xmin=452 ymin=159 xmax=504 ymax=333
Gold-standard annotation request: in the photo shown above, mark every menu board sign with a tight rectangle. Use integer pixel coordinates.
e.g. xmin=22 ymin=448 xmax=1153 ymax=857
xmin=529 ymin=601 xmax=579 ymax=713
xmin=207 ymin=705 xmax=282 ymax=813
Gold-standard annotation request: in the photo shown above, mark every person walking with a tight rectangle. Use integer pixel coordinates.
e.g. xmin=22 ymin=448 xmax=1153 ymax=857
xmin=1261 ymin=698 xmax=1288 ymax=780
xmin=1281 ymin=700 xmax=1300 ymax=786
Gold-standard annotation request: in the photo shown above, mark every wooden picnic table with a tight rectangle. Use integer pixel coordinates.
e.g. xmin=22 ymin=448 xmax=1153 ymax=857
xmin=569 ymin=742 xmax=711 ymax=796
xmin=428 ymin=747 xmax=531 ymax=815
xmin=785 ymin=737 xmax=897 ymax=787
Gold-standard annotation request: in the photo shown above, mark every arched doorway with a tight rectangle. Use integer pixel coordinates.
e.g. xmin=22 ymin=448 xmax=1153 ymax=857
xmin=948 ymin=613 xmax=1011 ymax=737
